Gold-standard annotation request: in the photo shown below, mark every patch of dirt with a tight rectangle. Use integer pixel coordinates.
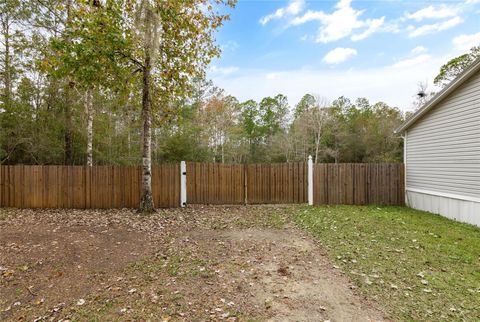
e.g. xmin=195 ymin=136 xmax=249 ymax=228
xmin=0 ymin=209 xmax=160 ymax=321
xmin=0 ymin=206 xmax=388 ymax=321
xmin=222 ymin=227 xmax=385 ymax=321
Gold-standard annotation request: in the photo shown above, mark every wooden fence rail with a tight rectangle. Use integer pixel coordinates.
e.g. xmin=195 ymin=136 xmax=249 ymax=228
xmin=0 ymin=163 xmax=404 ymax=209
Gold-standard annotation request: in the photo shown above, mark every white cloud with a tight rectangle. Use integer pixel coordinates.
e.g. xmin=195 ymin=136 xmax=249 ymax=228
xmin=405 ymin=5 xmax=460 ymax=21
xmin=408 ymin=16 xmax=462 ymax=37
xmin=382 ymin=22 xmax=402 ymax=34
xmin=391 ymin=54 xmax=431 ymax=68
xmin=323 ymin=47 xmax=357 ymax=64
xmin=452 ymin=32 xmax=480 ymax=51
xmin=466 ymin=0 xmax=480 ymax=4
xmin=290 ymin=10 xmax=326 ymax=25
xmin=411 ymin=46 xmax=427 ymax=54
xmin=266 ymin=72 xmax=279 ymax=80
xmin=221 ymin=40 xmax=239 ymax=52
xmin=209 ymin=56 xmax=449 ymax=112
xmin=290 ymin=0 xmax=385 ymax=43
xmin=351 ymin=17 xmax=385 ymax=41
xmin=209 ymin=65 xmax=239 ymax=75
xmin=259 ymin=0 xmax=305 ymax=25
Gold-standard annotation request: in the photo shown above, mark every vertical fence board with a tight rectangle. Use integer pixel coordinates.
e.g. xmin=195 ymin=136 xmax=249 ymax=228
xmin=312 ymin=164 xmax=322 ymax=204
xmin=6 ymin=167 xmax=11 ymax=206
xmin=346 ymin=164 xmax=354 ymax=205
xmin=14 ymin=166 xmax=22 ymax=208
xmin=126 ymin=167 xmax=131 ymax=208
xmin=0 ymin=166 xmax=3 ymax=207
xmin=186 ymin=163 xmax=193 ymax=204
xmin=23 ymin=166 xmax=30 ymax=208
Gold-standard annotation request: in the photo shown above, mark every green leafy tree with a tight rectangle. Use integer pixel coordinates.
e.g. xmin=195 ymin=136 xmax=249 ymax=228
xmin=118 ymin=0 xmax=235 ymax=212
xmin=294 ymin=93 xmax=316 ymax=119
xmin=259 ymin=94 xmax=289 ymax=139
xmin=434 ymin=46 xmax=480 ymax=87
xmin=240 ymin=99 xmax=261 ymax=161
xmin=46 ymin=0 xmax=130 ymax=166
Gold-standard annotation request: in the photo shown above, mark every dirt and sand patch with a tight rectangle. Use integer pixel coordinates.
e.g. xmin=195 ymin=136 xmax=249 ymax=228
xmin=223 ymin=227 xmax=384 ymax=321
xmin=0 ymin=206 xmax=387 ymax=321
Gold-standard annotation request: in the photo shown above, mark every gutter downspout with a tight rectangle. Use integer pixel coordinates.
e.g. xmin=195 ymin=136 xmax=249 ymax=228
xmin=403 ymin=130 xmax=408 ymax=206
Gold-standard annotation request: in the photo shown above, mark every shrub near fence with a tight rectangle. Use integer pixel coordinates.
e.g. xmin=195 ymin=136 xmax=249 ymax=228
xmin=0 ymin=162 xmax=404 ymax=209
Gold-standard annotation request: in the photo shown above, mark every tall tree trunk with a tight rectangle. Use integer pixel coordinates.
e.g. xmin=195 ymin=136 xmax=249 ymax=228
xmin=127 ymin=115 xmax=131 ymax=162
xmin=303 ymin=138 xmax=307 ymax=161
xmin=2 ymin=19 xmax=11 ymax=109
xmin=221 ymin=141 xmax=224 ymax=163
xmin=314 ymin=133 xmax=320 ymax=164
xmin=139 ymin=50 xmax=154 ymax=212
xmin=64 ymin=84 xmax=73 ymax=165
xmin=63 ymin=0 xmax=74 ymax=165
xmin=85 ymin=87 xmax=94 ymax=166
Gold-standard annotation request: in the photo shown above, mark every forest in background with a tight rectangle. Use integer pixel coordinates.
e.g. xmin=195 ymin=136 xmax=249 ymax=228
xmin=1 ymin=0 xmax=478 ymax=167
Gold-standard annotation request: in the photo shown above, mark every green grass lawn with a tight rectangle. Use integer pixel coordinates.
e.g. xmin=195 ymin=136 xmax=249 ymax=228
xmin=292 ymin=205 xmax=480 ymax=322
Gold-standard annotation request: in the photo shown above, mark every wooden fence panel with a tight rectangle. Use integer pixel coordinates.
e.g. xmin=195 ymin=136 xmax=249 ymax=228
xmin=186 ymin=162 xmax=244 ymax=204
xmin=313 ymin=163 xmax=404 ymax=206
xmin=245 ymin=162 xmax=307 ymax=204
xmin=152 ymin=164 xmax=180 ymax=208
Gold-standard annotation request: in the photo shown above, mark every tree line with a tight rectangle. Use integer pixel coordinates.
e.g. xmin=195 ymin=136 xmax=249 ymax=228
xmin=1 ymin=0 xmax=476 ymax=210
xmin=160 ymin=84 xmax=405 ymax=164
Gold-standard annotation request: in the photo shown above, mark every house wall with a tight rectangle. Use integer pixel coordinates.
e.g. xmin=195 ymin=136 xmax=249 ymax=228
xmin=406 ymin=189 xmax=480 ymax=226
xmin=405 ymin=70 xmax=480 ymax=226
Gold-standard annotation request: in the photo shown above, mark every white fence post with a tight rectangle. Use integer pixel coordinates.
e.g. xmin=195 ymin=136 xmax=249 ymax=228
xmin=308 ymin=155 xmax=313 ymax=206
xmin=180 ymin=161 xmax=187 ymax=207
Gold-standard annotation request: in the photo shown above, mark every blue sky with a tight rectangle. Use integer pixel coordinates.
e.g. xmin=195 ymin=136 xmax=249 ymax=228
xmin=207 ymin=0 xmax=480 ymax=111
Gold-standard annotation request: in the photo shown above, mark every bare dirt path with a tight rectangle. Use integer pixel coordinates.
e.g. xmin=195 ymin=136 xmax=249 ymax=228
xmin=0 ymin=206 xmax=387 ymax=321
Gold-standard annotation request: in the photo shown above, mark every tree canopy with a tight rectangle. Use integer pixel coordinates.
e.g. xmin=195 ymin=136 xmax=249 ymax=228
xmin=434 ymin=46 xmax=480 ymax=88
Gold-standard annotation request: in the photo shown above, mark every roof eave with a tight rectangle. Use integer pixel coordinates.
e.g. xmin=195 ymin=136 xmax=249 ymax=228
xmin=395 ymin=57 xmax=480 ymax=134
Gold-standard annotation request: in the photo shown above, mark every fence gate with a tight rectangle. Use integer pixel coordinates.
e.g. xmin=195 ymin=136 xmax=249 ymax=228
xmin=186 ymin=163 xmax=245 ymax=205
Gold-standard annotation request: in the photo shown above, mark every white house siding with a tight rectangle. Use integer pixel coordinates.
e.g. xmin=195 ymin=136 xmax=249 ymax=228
xmin=405 ymin=70 xmax=480 ymax=226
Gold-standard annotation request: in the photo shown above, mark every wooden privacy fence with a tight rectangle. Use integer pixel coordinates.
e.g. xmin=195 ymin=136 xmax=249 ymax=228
xmin=0 ymin=165 xmax=180 ymax=208
xmin=0 ymin=162 xmax=404 ymax=209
